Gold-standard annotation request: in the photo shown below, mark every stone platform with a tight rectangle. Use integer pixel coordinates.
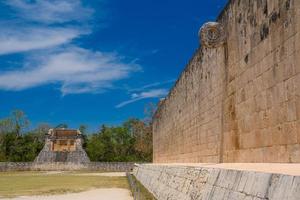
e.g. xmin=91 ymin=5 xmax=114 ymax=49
xmin=133 ymin=164 xmax=300 ymax=200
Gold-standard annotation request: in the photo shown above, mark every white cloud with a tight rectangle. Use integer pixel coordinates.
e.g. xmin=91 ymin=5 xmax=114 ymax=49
xmin=0 ymin=0 xmax=92 ymax=55
xmin=129 ymin=79 xmax=175 ymax=92
xmin=151 ymin=49 xmax=159 ymax=54
xmin=0 ymin=47 xmax=140 ymax=95
xmin=6 ymin=0 xmax=93 ymax=24
xmin=0 ymin=0 xmax=143 ymax=97
xmin=0 ymin=27 xmax=83 ymax=55
xmin=116 ymin=89 xmax=168 ymax=108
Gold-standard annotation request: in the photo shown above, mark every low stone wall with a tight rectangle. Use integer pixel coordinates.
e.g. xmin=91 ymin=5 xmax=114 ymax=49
xmin=133 ymin=164 xmax=300 ymax=200
xmin=0 ymin=162 xmax=135 ymax=172
xmin=0 ymin=162 xmax=32 ymax=171
xmin=88 ymin=162 xmax=135 ymax=172
xmin=31 ymin=162 xmax=88 ymax=171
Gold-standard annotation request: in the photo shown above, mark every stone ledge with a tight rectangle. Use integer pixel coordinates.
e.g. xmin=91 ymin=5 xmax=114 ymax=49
xmin=133 ymin=164 xmax=300 ymax=200
xmin=146 ymin=163 xmax=300 ymax=176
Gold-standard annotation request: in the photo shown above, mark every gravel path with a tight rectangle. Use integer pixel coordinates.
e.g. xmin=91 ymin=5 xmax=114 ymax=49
xmin=4 ymin=188 xmax=133 ymax=200
xmin=74 ymin=172 xmax=127 ymax=176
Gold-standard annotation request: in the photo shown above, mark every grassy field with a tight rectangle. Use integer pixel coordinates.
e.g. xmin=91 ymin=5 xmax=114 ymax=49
xmin=0 ymin=171 xmax=130 ymax=198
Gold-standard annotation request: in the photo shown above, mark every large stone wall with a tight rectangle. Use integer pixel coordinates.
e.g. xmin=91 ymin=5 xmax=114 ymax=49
xmin=153 ymin=0 xmax=300 ymax=163
xmin=133 ymin=164 xmax=300 ymax=200
xmin=0 ymin=162 xmax=135 ymax=172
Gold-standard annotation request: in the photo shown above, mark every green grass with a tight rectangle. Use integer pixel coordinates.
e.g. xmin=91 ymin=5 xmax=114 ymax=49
xmin=0 ymin=171 xmax=130 ymax=198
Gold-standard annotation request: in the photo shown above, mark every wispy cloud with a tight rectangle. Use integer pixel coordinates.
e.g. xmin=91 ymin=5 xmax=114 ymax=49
xmin=0 ymin=27 xmax=84 ymax=55
xmin=6 ymin=0 xmax=93 ymax=24
xmin=116 ymin=89 xmax=168 ymax=108
xmin=129 ymin=79 xmax=175 ymax=92
xmin=151 ymin=49 xmax=159 ymax=54
xmin=0 ymin=0 xmax=142 ymax=96
xmin=0 ymin=47 xmax=140 ymax=95
xmin=0 ymin=0 xmax=92 ymax=55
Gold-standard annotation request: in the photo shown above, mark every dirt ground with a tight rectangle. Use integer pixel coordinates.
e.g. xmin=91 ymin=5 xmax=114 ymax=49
xmin=3 ymin=188 xmax=133 ymax=200
xmin=0 ymin=171 xmax=131 ymax=199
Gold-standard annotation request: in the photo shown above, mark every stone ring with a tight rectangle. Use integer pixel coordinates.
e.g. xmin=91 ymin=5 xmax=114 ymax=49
xmin=199 ymin=22 xmax=226 ymax=48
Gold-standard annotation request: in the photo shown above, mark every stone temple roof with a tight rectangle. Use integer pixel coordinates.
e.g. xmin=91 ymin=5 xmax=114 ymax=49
xmin=48 ymin=129 xmax=81 ymax=139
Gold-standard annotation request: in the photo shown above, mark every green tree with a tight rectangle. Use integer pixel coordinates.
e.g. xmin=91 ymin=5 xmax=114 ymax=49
xmin=0 ymin=132 xmax=17 ymax=161
xmin=0 ymin=131 xmax=44 ymax=162
xmin=55 ymin=124 xmax=68 ymax=129
xmin=124 ymin=119 xmax=152 ymax=161
xmin=0 ymin=118 xmax=14 ymax=134
xmin=33 ymin=123 xmax=51 ymax=143
xmin=11 ymin=110 xmax=30 ymax=136
xmin=79 ymin=124 xmax=88 ymax=149
xmin=35 ymin=123 xmax=51 ymax=134
xmin=0 ymin=110 xmax=44 ymax=162
xmin=0 ymin=110 xmax=29 ymax=136
xmin=86 ymin=118 xmax=152 ymax=162
xmin=79 ymin=125 xmax=87 ymax=134
xmin=86 ymin=133 xmax=105 ymax=161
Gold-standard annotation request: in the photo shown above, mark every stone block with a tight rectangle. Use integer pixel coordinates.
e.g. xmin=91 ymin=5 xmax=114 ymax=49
xmin=240 ymin=133 xmax=255 ymax=149
xmin=286 ymin=100 xmax=297 ymax=122
xmin=283 ymin=121 xmax=298 ymax=144
xmin=267 ymin=174 xmax=295 ymax=200
xmin=271 ymin=124 xmax=286 ymax=145
xmin=288 ymin=144 xmax=300 ymax=162
xmin=226 ymin=191 xmax=246 ymax=200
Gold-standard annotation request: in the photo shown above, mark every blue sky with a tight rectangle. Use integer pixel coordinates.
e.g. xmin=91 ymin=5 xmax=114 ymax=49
xmin=0 ymin=0 xmax=227 ymax=131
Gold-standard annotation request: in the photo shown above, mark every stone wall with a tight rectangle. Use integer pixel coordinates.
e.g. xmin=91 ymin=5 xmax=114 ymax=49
xmin=133 ymin=164 xmax=300 ymax=200
xmin=153 ymin=0 xmax=300 ymax=163
xmin=35 ymin=150 xmax=90 ymax=163
xmin=0 ymin=162 xmax=135 ymax=172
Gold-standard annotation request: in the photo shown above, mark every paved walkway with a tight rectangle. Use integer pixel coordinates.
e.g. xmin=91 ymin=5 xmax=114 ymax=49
xmin=74 ymin=172 xmax=127 ymax=177
xmin=5 ymin=188 xmax=133 ymax=200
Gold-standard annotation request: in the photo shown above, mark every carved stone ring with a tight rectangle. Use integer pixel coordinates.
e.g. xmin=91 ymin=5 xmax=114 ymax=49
xmin=199 ymin=22 xmax=226 ymax=48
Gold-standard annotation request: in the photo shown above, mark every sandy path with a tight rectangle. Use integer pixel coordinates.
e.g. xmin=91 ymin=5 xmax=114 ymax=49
xmin=43 ymin=172 xmax=126 ymax=176
xmin=74 ymin=172 xmax=126 ymax=177
xmin=4 ymin=188 xmax=133 ymax=200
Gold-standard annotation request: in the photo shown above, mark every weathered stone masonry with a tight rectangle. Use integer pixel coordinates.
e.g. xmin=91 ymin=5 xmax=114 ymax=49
xmin=133 ymin=164 xmax=300 ymax=200
xmin=35 ymin=129 xmax=90 ymax=163
xmin=153 ymin=0 xmax=300 ymax=163
xmin=0 ymin=162 xmax=135 ymax=172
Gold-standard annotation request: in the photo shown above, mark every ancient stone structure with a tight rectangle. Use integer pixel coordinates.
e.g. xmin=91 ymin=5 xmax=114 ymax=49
xmin=199 ymin=22 xmax=226 ymax=48
xmin=0 ymin=162 xmax=135 ymax=172
xmin=133 ymin=164 xmax=300 ymax=200
xmin=153 ymin=0 xmax=300 ymax=163
xmin=35 ymin=129 xmax=90 ymax=163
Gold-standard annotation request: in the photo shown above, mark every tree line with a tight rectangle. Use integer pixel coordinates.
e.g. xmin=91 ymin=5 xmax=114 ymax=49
xmin=0 ymin=109 xmax=153 ymax=162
